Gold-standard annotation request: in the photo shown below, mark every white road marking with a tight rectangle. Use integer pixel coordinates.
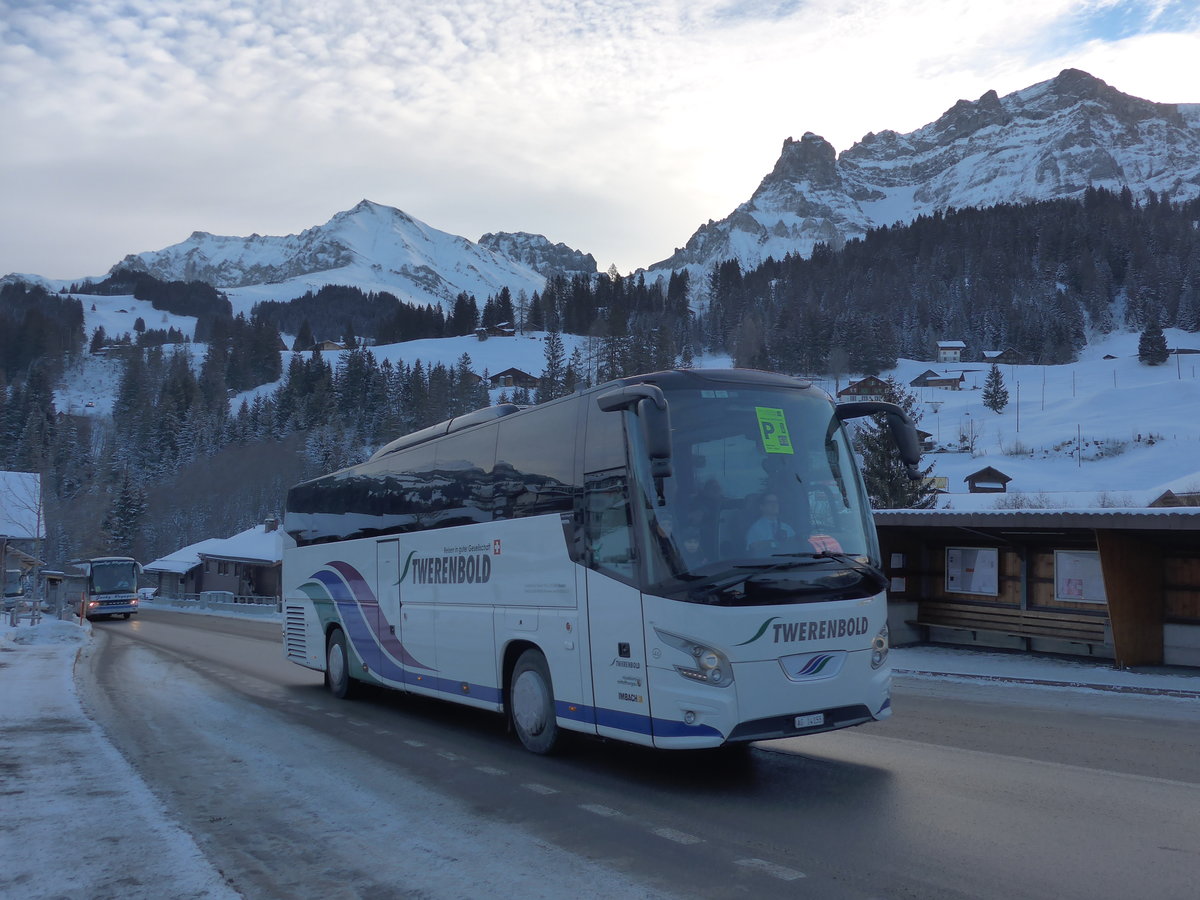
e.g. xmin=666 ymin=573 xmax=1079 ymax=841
xmin=475 ymin=766 xmax=507 ymax=776
xmin=735 ymin=858 xmax=806 ymax=880
xmin=580 ymin=803 xmax=623 ymax=818
xmin=651 ymin=827 xmax=702 ymax=845
xmin=523 ymin=783 xmax=558 ymax=795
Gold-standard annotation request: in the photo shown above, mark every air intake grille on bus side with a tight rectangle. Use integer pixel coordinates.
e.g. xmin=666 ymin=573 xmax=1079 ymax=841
xmin=284 ymin=605 xmax=309 ymax=663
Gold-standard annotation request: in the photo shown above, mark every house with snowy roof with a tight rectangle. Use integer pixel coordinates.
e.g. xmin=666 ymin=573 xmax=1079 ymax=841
xmin=144 ymin=517 xmax=283 ymax=604
xmin=936 ymin=340 xmax=966 ymax=363
xmin=910 ymin=369 xmax=965 ymax=391
xmin=982 ymin=348 xmax=1023 ymax=365
xmin=836 ymin=375 xmax=889 ymax=403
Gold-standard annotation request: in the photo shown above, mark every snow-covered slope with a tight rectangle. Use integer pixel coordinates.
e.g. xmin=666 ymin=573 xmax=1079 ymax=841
xmin=53 ymin=286 xmax=1200 ymax=512
xmin=114 ymin=200 xmax=549 ymax=312
xmin=650 ymin=69 xmax=1200 ymax=277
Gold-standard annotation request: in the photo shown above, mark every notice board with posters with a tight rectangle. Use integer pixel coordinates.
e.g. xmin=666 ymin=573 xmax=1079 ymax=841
xmin=1054 ymin=550 xmax=1107 ymax=605
xmin=945 ymin=547 xmax=999 ymax=596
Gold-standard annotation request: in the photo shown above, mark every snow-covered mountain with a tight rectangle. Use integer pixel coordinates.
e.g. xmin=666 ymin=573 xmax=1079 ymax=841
xmin=114 ymin=200 xmax=550 ymax=311
xmin=649 ymin=69 xmax=1200 ymax=277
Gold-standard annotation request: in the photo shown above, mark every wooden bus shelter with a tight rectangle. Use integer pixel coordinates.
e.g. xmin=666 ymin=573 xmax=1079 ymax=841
xmin=874 ymin=509 xmax=1200 ymax=669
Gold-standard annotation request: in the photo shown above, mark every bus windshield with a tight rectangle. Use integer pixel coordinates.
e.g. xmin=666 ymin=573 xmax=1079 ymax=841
xmin=90 ymin=560 xmax=137 ymax=594
xmin=629 ymin=385 xmax=883 ymax=603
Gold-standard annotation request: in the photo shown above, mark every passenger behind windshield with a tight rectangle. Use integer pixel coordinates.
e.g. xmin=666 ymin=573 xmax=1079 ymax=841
xmin=745 ymin=493 xmax=796 ymax=554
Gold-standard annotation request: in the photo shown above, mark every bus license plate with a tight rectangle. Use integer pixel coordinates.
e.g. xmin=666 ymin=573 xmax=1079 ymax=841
xmin=795 ymin=713 xmax=825 ymax=729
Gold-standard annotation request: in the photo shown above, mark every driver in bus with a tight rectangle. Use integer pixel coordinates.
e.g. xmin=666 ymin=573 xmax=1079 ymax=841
xmin=745 ymin=493 xmax=796 ymax=554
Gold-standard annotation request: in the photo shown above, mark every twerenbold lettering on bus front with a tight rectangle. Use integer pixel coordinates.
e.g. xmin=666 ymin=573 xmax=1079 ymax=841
xmin=771 ymin=617 xmax=868 ymax=642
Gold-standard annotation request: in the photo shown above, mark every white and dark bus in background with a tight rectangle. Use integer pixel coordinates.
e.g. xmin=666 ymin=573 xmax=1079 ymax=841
xmin=282 ymin=369 xmax=921 ymax=753
xmin=66 ymin=557 xmax=142 ymax=620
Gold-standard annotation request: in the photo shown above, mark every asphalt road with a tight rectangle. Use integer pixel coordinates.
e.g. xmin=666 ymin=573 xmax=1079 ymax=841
xmin=81 ymin=608 xmax=1200 ymax=899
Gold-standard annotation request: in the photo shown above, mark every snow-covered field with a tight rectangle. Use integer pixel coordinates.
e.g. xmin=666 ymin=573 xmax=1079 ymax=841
xmin=54 ymin=289 xmax=1200 ymax=509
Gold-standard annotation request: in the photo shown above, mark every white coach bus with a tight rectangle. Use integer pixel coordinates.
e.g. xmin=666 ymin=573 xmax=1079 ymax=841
xmin=282 ymin=368 xmax=920 ymax=753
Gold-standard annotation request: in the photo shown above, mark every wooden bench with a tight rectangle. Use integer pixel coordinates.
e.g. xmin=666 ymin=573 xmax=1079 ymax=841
xmin=911 ymin=600 xmax=1108 ymax=651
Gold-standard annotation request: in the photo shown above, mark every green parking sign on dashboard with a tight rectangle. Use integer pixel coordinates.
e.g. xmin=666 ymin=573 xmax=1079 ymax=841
xmin=755 ymin=407 xmax=794 ymax=454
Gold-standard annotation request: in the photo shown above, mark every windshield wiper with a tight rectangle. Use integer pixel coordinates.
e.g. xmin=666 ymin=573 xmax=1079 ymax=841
xmin=803 ymin=551 xmax=882 ymax=581
xmin=674 ymin=553 xmax=882 ymax=598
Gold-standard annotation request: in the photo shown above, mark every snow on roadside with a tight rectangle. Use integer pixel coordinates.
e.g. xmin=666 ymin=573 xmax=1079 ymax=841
xmin=0 ymin=619 xmax=239 ymax=899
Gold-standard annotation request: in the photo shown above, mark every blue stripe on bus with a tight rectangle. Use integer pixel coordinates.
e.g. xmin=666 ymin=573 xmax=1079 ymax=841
xmin=592 ymin=706 xmax=723 ymax=739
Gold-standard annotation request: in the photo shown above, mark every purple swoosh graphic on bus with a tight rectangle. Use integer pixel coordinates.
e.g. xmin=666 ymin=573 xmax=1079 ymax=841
xmin=798 ymin=654 xmax=835 ymax=676
xmin=315 ymin=563 xmax=434 ymax=672
xmin=328 ymin=560 xmax=435 ymax=670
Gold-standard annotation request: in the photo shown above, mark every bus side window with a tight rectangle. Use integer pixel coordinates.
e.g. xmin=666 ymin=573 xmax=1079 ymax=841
xmin=495 ymin=402 xmax=580 ymax=520
xmin=584 ymin=470 xmax=635 ymax=579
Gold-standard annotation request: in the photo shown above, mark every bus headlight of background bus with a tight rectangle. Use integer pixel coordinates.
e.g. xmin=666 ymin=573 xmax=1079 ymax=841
xmin=653 ymin=628 xmax=734 ymax=688
xmin=870 ymin=624 xmax=889 ymax=669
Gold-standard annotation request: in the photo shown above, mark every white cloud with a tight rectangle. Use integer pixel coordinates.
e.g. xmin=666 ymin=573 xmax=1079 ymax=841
xmin=1 ymin=0 xmax=1198 ymax=277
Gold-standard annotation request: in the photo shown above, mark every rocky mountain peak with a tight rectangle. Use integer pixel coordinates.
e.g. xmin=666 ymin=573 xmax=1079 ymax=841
xmin=477 ymin=232 xmax=598 ymax=280
xmin=648 ymin=70 xmax=1200 ymax=279
xmin=763 ymin=133 xmax=839 ymax=188
xmin=927 ymin=88 xmax=1011 ymax=143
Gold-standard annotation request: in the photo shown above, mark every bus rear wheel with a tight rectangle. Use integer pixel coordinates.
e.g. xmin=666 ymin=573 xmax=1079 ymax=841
xmin=510 ymin=649 xmax=559 ymax=754
xmin=325 ymin=628 xmax=358 ymax=699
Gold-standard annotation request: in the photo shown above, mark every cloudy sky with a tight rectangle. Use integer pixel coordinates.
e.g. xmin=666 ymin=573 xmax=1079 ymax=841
xmin=2 ymin=0 xmax=1199 ymax=280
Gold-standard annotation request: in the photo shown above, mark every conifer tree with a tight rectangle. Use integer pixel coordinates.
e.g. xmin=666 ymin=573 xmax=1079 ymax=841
xmin=538 ymin=329 xmax=568 ymax=402
xmin=292 ymin=320 xmax=315 ymax=352
xmin=102 ymin=472 xmax=148 ymax=555
xmin=982 ymin=363 xmax=1009 ymax=412
xmin=1138 ymin=314 xmax=1169 ymax=365
xmin=850 ymin=377 xmax=938 ymax=510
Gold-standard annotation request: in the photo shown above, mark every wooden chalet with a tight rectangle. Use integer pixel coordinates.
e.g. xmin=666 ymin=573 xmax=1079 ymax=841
xmin=965 ymin=466 xmax=1012 ymax=494
xmin=1149 ymin=490 xmax=1200 ymax=508
xmin=488 ymin=367 xmax=539 ymax=389
xmin=982 ymin=348 xmax=1022 ymax=365
xmin=836 ymin=375 xmax=889 ymax=402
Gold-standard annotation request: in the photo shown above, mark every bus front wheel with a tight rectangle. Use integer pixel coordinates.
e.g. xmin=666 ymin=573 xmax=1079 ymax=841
xmin=325 ymin=628 xmax=358 ymax=699
xmin=510 ymin=649 xmax=559 ymax=754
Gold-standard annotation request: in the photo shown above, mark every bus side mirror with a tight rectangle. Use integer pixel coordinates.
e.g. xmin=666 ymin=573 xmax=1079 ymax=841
xmin=637 ymin=397 xmax=672 ymax=479
xmin=596 ymin=384 xmax=673 ymax=479
xmin=836 ymin=400 xmax=923 ymax=479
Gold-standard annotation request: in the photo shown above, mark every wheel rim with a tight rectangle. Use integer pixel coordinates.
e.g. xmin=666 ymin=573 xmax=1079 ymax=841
xmin=329 ymin=640 xmax=346 ymax=688
xmin=512 ymin=669 xmax=548 ymax=737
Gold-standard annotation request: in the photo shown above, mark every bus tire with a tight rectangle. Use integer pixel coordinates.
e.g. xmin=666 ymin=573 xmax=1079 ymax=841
xmin=510 ymin=649 xmax=559 ymax=754
xmin=325 ymin=628 xmax=358 ymax=699
xmin=122 ymin=613 xmax=131 ymax=619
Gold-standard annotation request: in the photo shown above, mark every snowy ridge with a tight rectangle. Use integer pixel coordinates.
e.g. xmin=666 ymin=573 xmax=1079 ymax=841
xmin=650 ymin=69 xmax=1200 ymax=277
xmin=477 ymin=231 xmax=599 ymax=280
xmin=115 ymin=200 xmax=548 ymax=312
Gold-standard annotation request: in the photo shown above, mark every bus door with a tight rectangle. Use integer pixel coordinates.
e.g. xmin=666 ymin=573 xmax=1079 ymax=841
xmin=395 ymin=533 xmax=440 ymax=693
xmin=367 ymin=539 xmax=408 ymax=685
xmin=584 ymin=470 xmax=655 ymax=746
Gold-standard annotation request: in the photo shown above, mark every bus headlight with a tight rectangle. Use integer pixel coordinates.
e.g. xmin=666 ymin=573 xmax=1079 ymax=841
xmin=654 ymin=628 xmax=734 ymax=688
xmin=870 ymin=624 xmax=890 ymax=669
